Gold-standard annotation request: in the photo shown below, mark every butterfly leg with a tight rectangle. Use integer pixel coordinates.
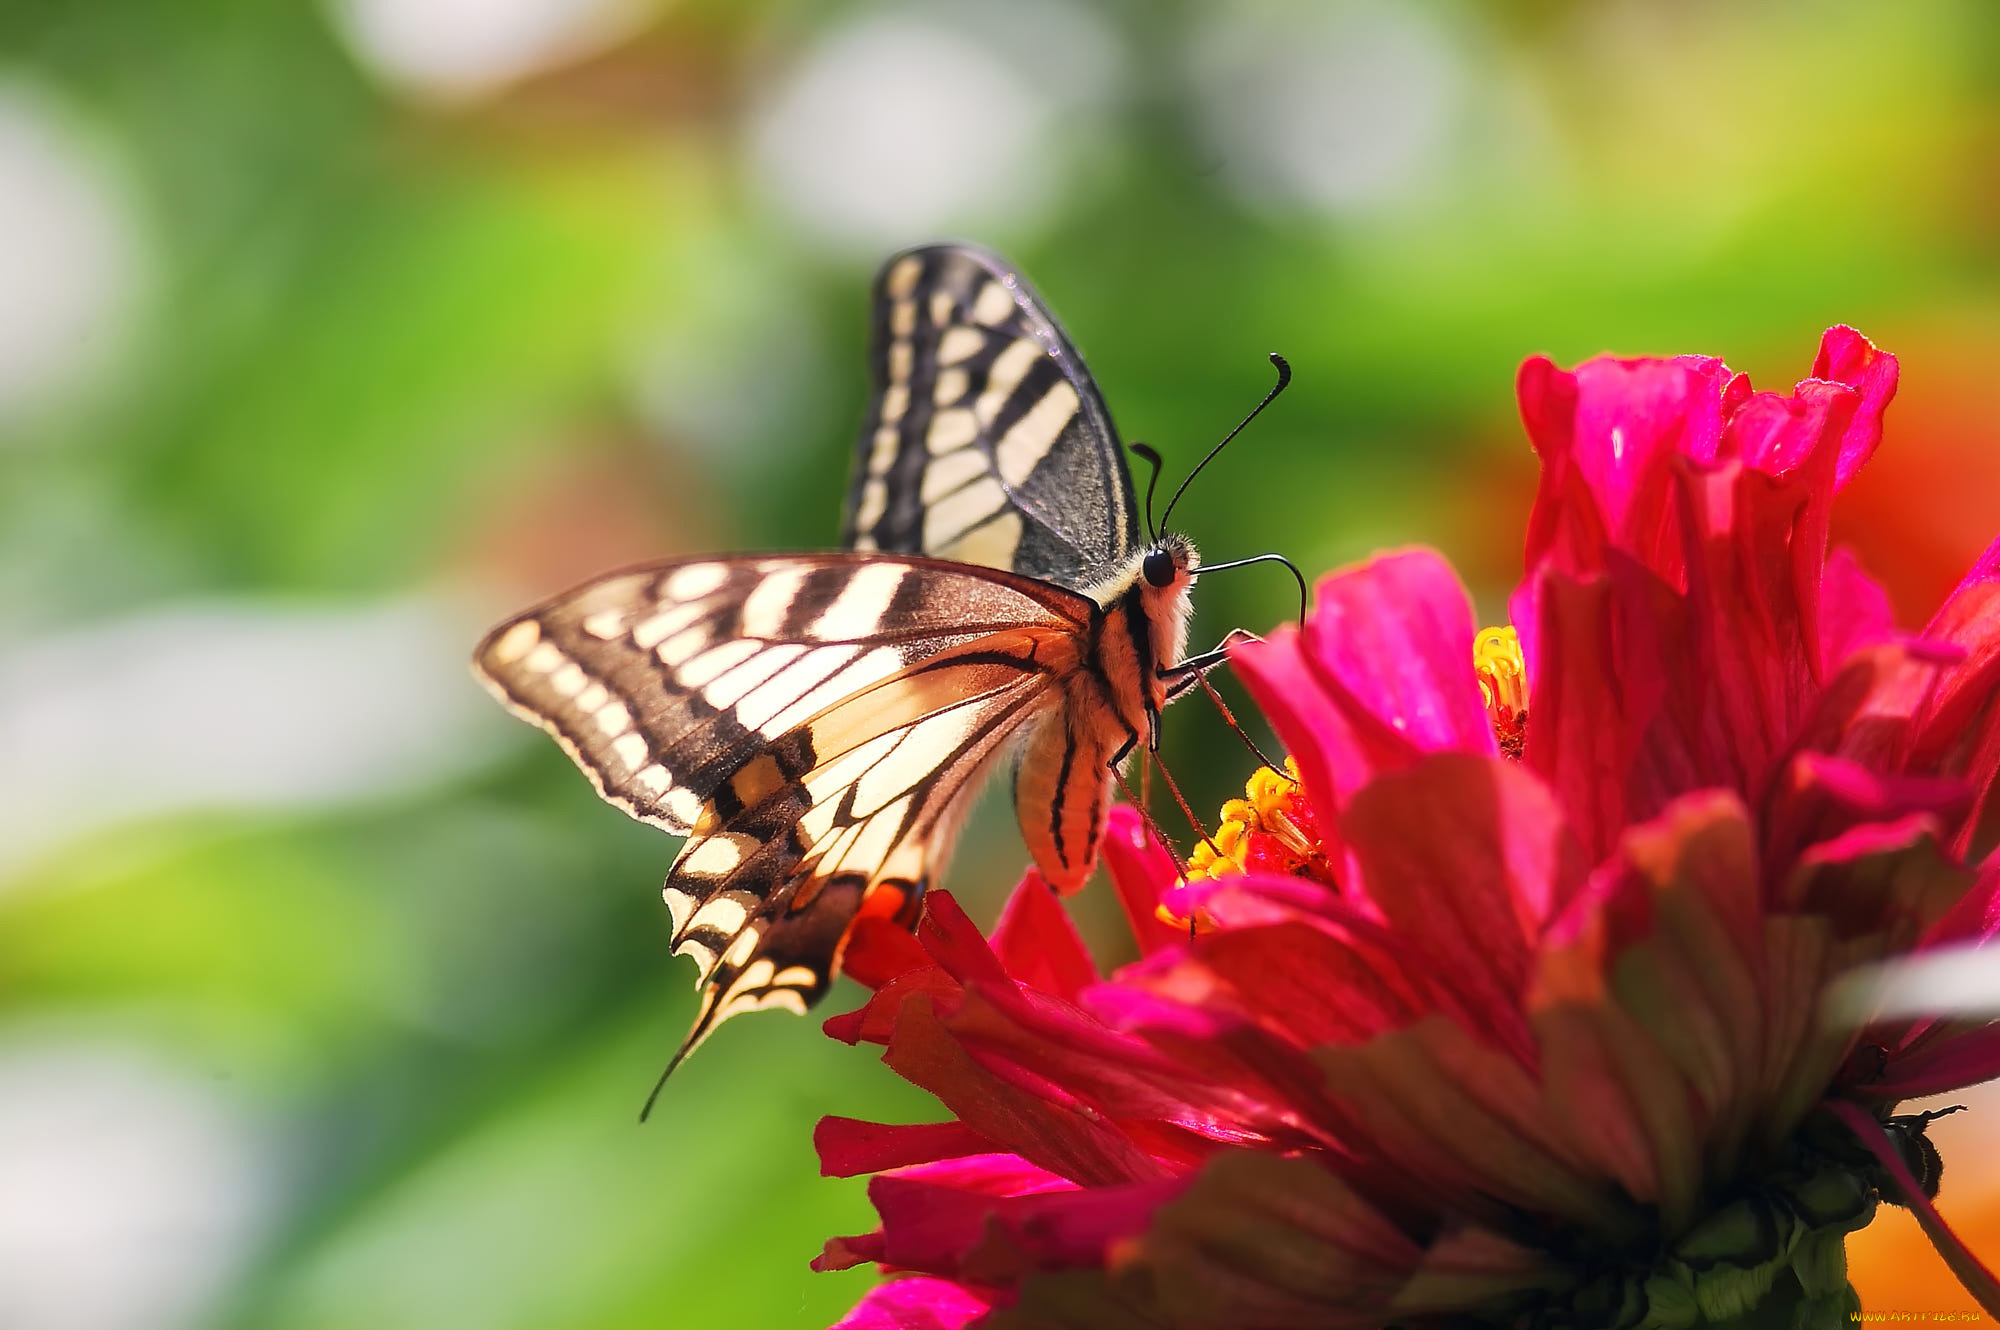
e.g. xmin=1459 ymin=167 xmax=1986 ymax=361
xmin=1159 ymin=628 xmax=1263 ymax=696
xmin=1159 ymin=630 xmax=1288 ymax=774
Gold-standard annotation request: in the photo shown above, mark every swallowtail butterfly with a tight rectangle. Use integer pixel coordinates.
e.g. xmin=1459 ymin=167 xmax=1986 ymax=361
xmin=475 ymin=245 xmax=1260 ymax=1083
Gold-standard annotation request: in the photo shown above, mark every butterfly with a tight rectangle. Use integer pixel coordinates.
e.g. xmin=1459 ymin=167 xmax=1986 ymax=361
xmin=474 ymin=244 xmax=1289 ymax=1091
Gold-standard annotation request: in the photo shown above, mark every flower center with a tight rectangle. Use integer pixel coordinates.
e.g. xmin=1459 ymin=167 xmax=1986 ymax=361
xmin=1174 ymin=758 xmax=1333 ymax=899
xmin=1475 ymin=625 xmax=1529 ymax=760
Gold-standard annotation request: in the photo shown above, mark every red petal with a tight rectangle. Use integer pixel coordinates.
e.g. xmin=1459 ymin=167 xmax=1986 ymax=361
xmin=1782 ymin=813 xmax=1969 ymax=947
xmin=990 ymin=870 xmax=1099 ymax=1000
xmin=814 ymin=1230 xmax=888 ymax=1274
xmin=884 ymin=994 xmax=1169 ymax=1187
xmin=917 ymin=892 xmax=1014 ymax=992
xmin=1098 ymin=806 xmax=1192 ymax=957
xmin=828 ymin=967 xmax=960 ymax=1047
xmin=846 ymin=915 xmax=937 ymax=990
xmin=818 ymin=1117 xmax=999 ymax=1178
xmin=1824 ymin=1098 xmax=2000 ymax=1319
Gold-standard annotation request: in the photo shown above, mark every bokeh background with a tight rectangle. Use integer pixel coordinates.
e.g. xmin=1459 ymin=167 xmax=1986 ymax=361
xmin=3 ymin=2 xmax=1999 ymax=1327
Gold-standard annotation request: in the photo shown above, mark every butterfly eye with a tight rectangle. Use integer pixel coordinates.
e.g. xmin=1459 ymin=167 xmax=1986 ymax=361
xmin=1142 ymin=548 xmax=1176 ymax=588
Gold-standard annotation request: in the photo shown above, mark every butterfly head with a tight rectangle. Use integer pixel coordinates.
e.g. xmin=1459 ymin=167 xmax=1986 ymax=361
xmin=1140 ymin=531 xmax=1198 ymax=591
xmin=1128 ymin=531 xmax=1200 ymax=688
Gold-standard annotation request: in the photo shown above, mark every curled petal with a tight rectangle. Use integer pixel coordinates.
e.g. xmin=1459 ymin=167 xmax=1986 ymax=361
xmin=1809 ymin=325 xmax=1900 ymax=487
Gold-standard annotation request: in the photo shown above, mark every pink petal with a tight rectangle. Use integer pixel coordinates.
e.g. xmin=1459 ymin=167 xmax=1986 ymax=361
xmin=1819 ymin=545 xmax=1898 ymax=673
xmin=863 ymin=1157 xmax=1079 ymax=1277
xmin=1869 ymin=1021 xmax=2000 ymax=1100
xmin=1764 ymin=751 xmax=1971 ymax=878
xmin=962 ymin=1179 xmax=1186 ymax=1285
xmin=1823 ymin=1099 xmax=2000 ymax=1319
xmin=1230 ymin=626 xmax=1360 ymax=863
xmin=828 ymin=1277 xmax=995 ymax=1330
xmin=1782 ymin=813 xmax=1968 ymax=945
xmin=1298 ymin=549 xmax=1496 ymax=759
xmin=989 ymin=870 xmax=1100 ymax=1000
xmin=1809 ymin=325 xmax=1900 ymax=488
xmin=818 ymin=1117 xmax=999 ymax=1178
xmin=1719 ymin=379 xmax=1854 ymax=480
xmin=1910 ymin=533 xmax=2000 ymax=861
xmin=1519 ymin=563 xmax=1697 ymax=861
xmin=1672 ymin=456 xmax=1832 ymax=795
xmin=1232 ymin=550 xmax=1494 ymax=862
xmin=1098 ymin=807 xmax=1191 ymax=958
xmin=1339 ymin=753 xmax=1585 ymax=1059
xmin=1518 ymin=352 xmax=1736 ymax=582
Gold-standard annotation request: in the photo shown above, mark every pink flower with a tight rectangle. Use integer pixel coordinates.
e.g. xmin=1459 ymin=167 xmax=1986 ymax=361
xmin=816 ymin=329 xmax=2000 ymax=1329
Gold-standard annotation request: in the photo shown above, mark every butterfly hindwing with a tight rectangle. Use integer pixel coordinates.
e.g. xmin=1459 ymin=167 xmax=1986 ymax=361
xmin=843 ymin=244 xmax=1141 ymax=586
xmin=661 ymin=630 xmax=1072 ymax=1054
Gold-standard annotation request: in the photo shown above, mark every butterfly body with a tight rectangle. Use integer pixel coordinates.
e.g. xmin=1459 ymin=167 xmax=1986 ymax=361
xmin=475 ymin=245 xmax=1207 ymax=1070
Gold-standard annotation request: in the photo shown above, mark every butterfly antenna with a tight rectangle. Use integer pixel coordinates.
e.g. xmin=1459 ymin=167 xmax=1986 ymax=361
xmin=1129 ymin=442 xmax=1166 ymax=543
xmin=1158 ymin=353 xmax=1292 ymax=535
xmin=1194 ymin=551 xmax=1309 ymax=628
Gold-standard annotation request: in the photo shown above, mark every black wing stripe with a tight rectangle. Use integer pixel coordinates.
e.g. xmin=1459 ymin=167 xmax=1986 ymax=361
xmin=842 ymin=245 xmax=1139 ymax=587
xmin=473 ymin=554 xmax=1093 ymax=841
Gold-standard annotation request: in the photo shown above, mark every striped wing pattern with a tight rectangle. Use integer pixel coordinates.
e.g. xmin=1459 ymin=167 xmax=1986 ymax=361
xmin=842 ymin=244 xmax=1140 ymax=586
xmin=474 ymin=554 xmax=1094 ymax=1054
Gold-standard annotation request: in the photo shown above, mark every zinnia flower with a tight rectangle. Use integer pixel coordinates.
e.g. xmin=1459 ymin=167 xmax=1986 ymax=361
xmin=813 ymin=328 xmax=2000 ymax=1329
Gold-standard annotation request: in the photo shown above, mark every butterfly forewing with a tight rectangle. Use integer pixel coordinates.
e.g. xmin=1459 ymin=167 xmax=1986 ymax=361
xmin=474 ymin=553 xmax=1098 ymax=1051
xmin=843 ymin=244 xmax=1140 ymax=585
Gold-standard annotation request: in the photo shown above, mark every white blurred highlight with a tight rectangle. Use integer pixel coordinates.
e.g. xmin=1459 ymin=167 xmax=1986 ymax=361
xmin=0 ymin=599 xmax=502 ymax=881
xmin=0 ymin=85 xmax=138 ymax=425
xmin=1189 ymin=2 xmax=1467 ymax=217
xmin=0 ymin=1040 xmax=269 ymax=1330
xmin=748 ymin=5 xmax=1121 ymax=252
xmin=1827 ymin=943 xmax=2000 ymax=1028
xmin=327 ymin=0 xmax=662 ymax=100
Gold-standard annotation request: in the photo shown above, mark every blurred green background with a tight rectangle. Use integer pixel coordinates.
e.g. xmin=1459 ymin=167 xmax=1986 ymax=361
xmin=3 ymin=2 xmax=2000 ymax=1328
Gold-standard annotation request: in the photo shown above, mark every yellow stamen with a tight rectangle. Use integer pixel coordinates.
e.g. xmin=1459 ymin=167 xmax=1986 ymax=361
xmin=1176 ymin=757 xmax=1305 ymax=891
xmin=1474 ymin=625 xmax=1529 ymax=760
